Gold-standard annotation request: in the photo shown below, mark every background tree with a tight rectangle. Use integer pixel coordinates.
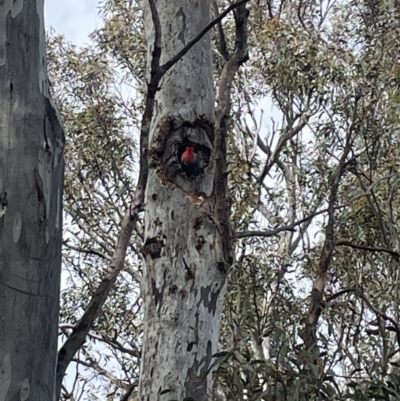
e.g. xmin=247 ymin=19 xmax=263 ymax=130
xmin=0 ymin=1 xmax=64 ymax=400
xmin=47 ymin=0 xmax=400 ymax=400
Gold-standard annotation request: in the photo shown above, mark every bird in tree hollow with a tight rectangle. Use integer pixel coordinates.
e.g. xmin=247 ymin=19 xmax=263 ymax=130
xmin=180 ymin=145 xmax=201 ymax=177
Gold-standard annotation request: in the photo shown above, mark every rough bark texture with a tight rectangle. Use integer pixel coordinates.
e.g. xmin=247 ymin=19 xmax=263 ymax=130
xmin=138 ymin=1 xmax=230 ymax=400
xmin=0 ymin=1 xmax=64 ymax=400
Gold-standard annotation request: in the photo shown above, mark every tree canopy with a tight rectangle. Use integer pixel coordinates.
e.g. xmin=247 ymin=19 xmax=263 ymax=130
xmin=48 ymin=0 xmax=400 ymax=399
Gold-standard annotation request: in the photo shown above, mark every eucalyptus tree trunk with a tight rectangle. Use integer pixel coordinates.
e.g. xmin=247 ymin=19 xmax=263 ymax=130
xmin=138 ymin=1 xmax=235 ymax=399
xmin=0 ymin=2 xmax=64 ymax=400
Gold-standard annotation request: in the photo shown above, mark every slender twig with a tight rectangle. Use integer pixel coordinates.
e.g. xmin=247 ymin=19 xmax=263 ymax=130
xmin=62 ymin=242 xmax=110 ymax=260
xmin=356 ymin=289 xmax=400 ymax=349
xmin=335 ymin=240 xmax=400 ymax=258
xmin=235 ymin=207 xmax=326 ymax=239
xmin=59 ymin=323 xmax=141 ymax=358
xmin=258 ymin=117 xmax=308 ymax=183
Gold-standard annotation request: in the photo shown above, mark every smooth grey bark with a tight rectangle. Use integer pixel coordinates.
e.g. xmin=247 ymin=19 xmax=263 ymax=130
xmin=0 ymin=1 xmax=64 ymax=400
xmin=138 ymin=1 xmax=244 ymax=399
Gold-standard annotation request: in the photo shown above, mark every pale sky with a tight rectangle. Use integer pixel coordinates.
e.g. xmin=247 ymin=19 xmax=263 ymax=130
xmin=45 ymin=0 xmax=101 ymax=45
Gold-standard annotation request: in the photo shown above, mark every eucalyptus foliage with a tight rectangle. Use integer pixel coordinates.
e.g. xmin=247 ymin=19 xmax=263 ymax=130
xmin=48 ymin=0 xmax=400 ymax=399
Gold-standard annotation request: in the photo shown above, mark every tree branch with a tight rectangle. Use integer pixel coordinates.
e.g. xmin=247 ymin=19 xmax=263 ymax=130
xmin=335 ymin=240 xmax=400 ymax=258
xmin=59 ymin=323 xmax=141 ymax=358
xmin=212 ymin=0 xmax=229 ymax=60
xmin=305 ymin=101 xmax=356 ymax=353
xmin=120 ymin=382 xmax=137 ymax=401
xmin=235 ymin=207 xmax=327 ymax=239
xmin=326 ymin=287 xmax=400 ymax=349
xmin=235 ymin=173 xmax=395 ymax=240
xmin=214 ymin=1 xmax=249 ymax=267
xmin=62 ymin=242 xmax=110 ymax=260
xmin=160 ymin=0 xmax=250 ymax=77
xmin=148 ymin=0 xmax=162 ymax=51
xmin=258 ymin=117 xmax=308 ymax=184
xmin=56 ymin=196 xmax=141 ymax=396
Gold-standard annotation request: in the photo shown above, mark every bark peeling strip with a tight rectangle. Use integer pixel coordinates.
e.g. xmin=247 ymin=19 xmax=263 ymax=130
xmin=0 ymin=0 xmax=24 ymax=66
xmin=12 ymin=212 xmax=22 ymax=243
xmin=38 ymin=150 xmax=52 ymax=220
xmin=20 ymin=378 xmax=30 ymax=401
xmin=0 ymin=352 xmax=12 ymax=401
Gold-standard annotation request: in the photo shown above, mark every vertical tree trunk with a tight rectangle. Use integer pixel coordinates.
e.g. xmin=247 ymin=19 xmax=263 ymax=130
xmin=0 ymin=2 xmax=64 ymax=400
xmin=138 ymin=1 xmax=232 ymax=399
